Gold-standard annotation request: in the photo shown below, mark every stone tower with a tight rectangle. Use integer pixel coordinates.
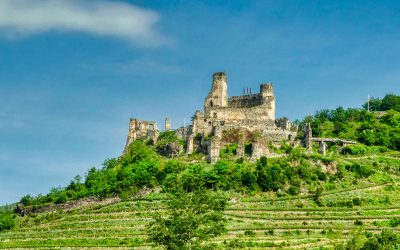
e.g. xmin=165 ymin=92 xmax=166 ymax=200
xmin=260 ymin=83 xmax=276 ymax=121
xmin=165 ymin=118 xmax=171 ymax=131
xmin=204 ymin=72 xmax=228 ymax=114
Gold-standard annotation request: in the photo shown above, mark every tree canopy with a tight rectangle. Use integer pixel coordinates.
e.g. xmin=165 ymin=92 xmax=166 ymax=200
xmin=147 ymin=189 xmax=227 ymax=250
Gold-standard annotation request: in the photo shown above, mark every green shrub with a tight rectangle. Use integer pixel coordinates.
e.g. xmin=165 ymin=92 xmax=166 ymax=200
xmin=342 ymin=144 xmax=370 ymax=155
xmin=326 ymin=200 xmax=354 ymax=208
xmin=281 ymin=142 xmax=293 ymax=154
xmin=346 ymin=163 xmax=374 ymax=178
xmin=20 ymin=195 xmax=33 ymax=206
xmin=220 ymin=144 xmax=238 ymax=158
xmin=266 ymin=229 xmax=274 ymax=235
xmin=354 ymin=219 xmax=363 ymax=226
xmin=389 ymin=218 xmax=400 ymax=227
xmin=244 ymin=230 xmax=256 ymax=237
xmin=352 ymin=197 xmax=362 ymax=206
xmin=337 ymin=230 xmax=400 ymax=249
xmin=0 ymin=212 xmax=16 ymax=231
xmin=288 ymin=186 xmax=300 ymax=195
xmin=226 ymin=239 xmax=246 ymax=248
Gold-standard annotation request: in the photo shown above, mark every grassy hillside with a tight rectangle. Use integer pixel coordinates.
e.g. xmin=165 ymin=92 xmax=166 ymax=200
xmin=1 ymin=153 xmax=399 ymax=249
xmin=1 ymin=96 xmax=400 ymax=249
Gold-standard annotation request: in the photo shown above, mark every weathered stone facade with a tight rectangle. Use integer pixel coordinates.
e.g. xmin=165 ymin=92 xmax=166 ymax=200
xmin=123 ymin=118 xmax=159 ymax=154
xmin=187 ymin=72 xmax=297 ymax=163
xmin=124 ymin=72 xmax=298 ymax=162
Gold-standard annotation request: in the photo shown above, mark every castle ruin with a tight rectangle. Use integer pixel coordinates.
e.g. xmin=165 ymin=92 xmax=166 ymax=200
xmin=124 ymin=72 xmax=298 ymax=162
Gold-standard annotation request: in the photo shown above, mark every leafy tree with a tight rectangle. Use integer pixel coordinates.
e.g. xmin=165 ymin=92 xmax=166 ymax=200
xmin=241 ymin=168 xmax=258 ymax=191
xmin=381 ymin=94 xmax=400 ymax=111
xmin=303 ymin=96 xmax=400 ymax=151
xmin=66 ymin=175 xmax=87 ymax=199
xmin=147 ymin=190 xmax=227 ymax=250
xmin=85 ymin=167 xmax=118 ymax=197
xmin=362 ymin=94 xmax=400 ymax=112
xmin=121 ymin=140 xmax=160 ymax=165
xmin=346 ymin=163 xmax=374 ymax=178
xmin=363 ymin=97 xmax=382 ymax=111
xmin=103 ymin=158 xmax=118 ymax=169
xmin=178 ymin=164 xmax=206 ymax=192
xmin=20 ymin=195 xmax=33 ymax=206
xmin=336 ymin=230 xmax=399 ymax=250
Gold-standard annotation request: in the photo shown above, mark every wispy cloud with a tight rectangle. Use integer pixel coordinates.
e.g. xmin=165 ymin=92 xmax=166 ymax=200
xmin=80 ymin=59 xmax=184 ymax=75
xmin=0 ymin=0 xmax=165 ymax=45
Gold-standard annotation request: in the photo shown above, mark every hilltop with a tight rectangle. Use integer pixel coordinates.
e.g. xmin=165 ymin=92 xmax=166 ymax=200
xmin=0 ymin=93 xmax=400 ymax=249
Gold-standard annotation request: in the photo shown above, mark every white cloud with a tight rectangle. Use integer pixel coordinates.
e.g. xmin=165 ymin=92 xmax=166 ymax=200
xmin=80 ymin=59 xmax=183 ymax=74
xmin=0 ymin=0 xmax=165 ymax=45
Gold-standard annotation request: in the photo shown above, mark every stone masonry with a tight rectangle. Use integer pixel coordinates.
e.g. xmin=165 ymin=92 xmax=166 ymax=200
xmin=123 ymin=118 xmax=159 ymax=154
xmin=124 ymin=72 xmax=298 ymax=163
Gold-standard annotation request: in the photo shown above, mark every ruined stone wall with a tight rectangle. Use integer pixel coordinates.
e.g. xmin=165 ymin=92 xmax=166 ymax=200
xmin=276 ymin=117 xmax=298 ymax=132
xmin=192 ymin=111 xmax=208 ymax=136
xmin=123 ymin=118 xmax=159 ymax=153
xmin=228 ymin=94 xmax=262 ymax=108
xmin=263 ymin=128 xmax=297 ymax=144
xmin=207 ymin=103 xmax=275 ymax=128
xmin=251 ymin=137 xmax=269 ymax=161
xmin=207 ymin=137 xmax=221 ymax=164
xmin=175 ymin=125 xmax=191 ymax=140
xmin=123 ymin=72 xmax=298 ymax=163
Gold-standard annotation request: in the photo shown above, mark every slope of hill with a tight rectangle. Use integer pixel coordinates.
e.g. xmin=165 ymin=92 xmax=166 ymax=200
xmin=1 ymin=152 xmax=399 ymax=249
xmin=1 ymin=96 xmax=400 ymax=249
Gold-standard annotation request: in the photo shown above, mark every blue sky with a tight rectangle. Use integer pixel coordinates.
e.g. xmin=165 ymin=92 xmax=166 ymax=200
xmin=1 ymin=0 xmax=399 ymax=204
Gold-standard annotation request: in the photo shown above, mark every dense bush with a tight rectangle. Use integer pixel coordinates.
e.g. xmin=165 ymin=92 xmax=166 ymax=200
xmin=354 ymin=219 xmax=363 ymax=226
xmin=342 ymin=144 xmax=388 ymax=155
xmin=336 ymin=230 xmax=400 ymax=250
xmin=288 ymin=185 xmax=300 ymax=195
xmin=244 ymin=230 xmax=256 ymax=237
xmin=0 ymin=212 xmax=15 ymax=231
xmin=363 ymin=94 xmax=400 ymax=112
xmin=342 ymin=144 xmax=370 ymax=155
xmin=155 ymin=131 xmax=184 ymax=157
xmin=302 ymin=99 xmax=400 ymax=151
xmin=19 ymin=135 xmax=379 ymax=208
xmin=389 ymin=218 xmax=400 ymax=227
xmin=352 ymin=197 xmax=362 ymax=206
xmin=20 ymin=149 xmax=360 ymax=207
xmin=346 ymin=163 xmax=374 ymax=178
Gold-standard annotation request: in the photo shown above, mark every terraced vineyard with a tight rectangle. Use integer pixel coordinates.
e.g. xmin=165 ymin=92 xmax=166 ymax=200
xmin=1 ymin=179 xmax=399 ymax=249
